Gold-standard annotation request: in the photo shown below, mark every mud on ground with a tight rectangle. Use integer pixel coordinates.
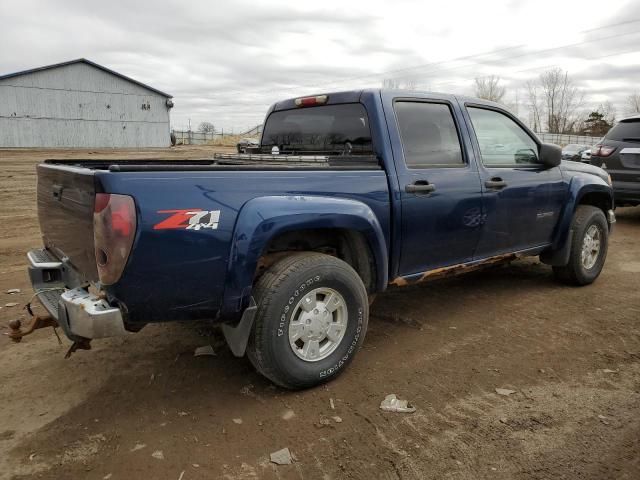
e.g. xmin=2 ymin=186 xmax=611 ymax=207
xmin=0 ymin=147 xmax=639 ymax=479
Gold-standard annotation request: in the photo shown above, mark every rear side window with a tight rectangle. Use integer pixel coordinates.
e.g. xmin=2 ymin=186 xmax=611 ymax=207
xmin=261 ymin=103 xmax=373 ymax=155
xmin=394 ymin=101 xmax=464 ymax=168
xmin=605 ymin=120 xmax=640 ymax=142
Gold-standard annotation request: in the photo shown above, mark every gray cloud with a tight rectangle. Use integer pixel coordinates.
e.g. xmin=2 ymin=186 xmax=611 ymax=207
xmin=1 ymin=0 xmax=639 ymax=131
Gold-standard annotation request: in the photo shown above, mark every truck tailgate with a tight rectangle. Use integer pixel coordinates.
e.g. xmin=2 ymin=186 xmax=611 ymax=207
xmin=36 ymin=163 xmax=98 ymax=282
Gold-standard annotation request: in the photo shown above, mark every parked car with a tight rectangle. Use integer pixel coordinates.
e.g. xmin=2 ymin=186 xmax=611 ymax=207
xmin=590 ymin=114 xmax=640 ymax=206
xmin=22 ymin=90 xmax=614 ymax=389
xmin=236 ymin=137 xmax=259 ymax=153
xmin=562 ymin=144 xmax=590 ymax=162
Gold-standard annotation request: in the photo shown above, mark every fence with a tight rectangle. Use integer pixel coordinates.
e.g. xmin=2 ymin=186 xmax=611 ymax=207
xmin=534 ymin=133 xmax=601 ymax=147
xmin=171 ymin=130 xmax=233 ymax=145
xmin=172 ymin=129 xmax=600 ymax=148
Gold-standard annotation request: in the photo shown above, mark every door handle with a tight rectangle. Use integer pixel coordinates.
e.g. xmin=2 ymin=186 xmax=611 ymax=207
xmin=485 ymin=178 xmax=507 ymax=189
xmin=405 ymin=181 xmax=436 ymax=194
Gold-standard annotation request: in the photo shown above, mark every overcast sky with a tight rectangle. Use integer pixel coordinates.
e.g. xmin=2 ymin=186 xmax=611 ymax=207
xmin=1 ymin=0 xmax=639 ymax=132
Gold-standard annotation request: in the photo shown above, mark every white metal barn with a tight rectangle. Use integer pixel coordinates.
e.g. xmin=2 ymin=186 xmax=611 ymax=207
xmin=0 ymin=59 xmax=173 ymax=148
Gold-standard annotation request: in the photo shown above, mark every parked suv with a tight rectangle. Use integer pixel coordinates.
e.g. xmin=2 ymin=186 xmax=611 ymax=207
xmin=591 ymin=114 xmax=640 ymax=206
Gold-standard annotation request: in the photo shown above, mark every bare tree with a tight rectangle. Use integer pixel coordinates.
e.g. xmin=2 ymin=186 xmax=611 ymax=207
xmin=626 ymin=92 xmax=640 ymax=115
xmin=198 ymin=121 xmax=215 ymax=133
xmin=526 ymin=68 xmax=584 ymax=133
xmin=382 ymin=78 xmax=418 ymax=90
xmin=473 ymin=75 xmax=506 ymax=103
xmin=540 ymin=68 xmax=584 ymax=133
xmin=526 ymin=80 xmax=543 ymax=132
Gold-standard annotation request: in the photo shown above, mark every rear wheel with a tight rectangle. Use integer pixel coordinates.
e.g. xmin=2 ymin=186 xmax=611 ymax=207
xmin=247 ymin=253 xmax=368 ymax=389
xmin=553 ymin=205 xmax=609 ymax=285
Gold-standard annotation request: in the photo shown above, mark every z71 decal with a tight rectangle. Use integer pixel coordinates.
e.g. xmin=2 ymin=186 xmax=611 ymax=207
xmin=153 ymin=209 xmax=220 ymax=231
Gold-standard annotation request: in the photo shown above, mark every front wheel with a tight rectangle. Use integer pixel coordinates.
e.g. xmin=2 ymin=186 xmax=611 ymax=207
xmin=247 ymin=253 xmax=369 ymax=389
xmin=553 ymin=205 xmax=609 ymax=286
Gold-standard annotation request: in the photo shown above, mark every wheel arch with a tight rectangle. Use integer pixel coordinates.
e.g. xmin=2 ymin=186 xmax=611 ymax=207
xmin=221 ymin=195 xmax=388 ymax=317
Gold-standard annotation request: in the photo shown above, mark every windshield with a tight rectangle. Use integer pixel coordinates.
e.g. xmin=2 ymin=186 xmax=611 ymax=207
xmin=564 ymin=144 xmax=587 ymax=152
xmin=261 ymin=103 xmax=373 ymax=155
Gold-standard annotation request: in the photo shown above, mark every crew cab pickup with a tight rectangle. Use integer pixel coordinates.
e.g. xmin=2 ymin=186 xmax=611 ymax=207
xmin=26 ymin=90 xmax=615 ymax=389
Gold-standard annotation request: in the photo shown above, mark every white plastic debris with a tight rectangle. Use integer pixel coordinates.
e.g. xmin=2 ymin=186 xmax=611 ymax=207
xmin=6 ymin=289 xmax=20 ymax=294
xmin=332 ymin=416 xmax=343 ymax=423
xmin=602 ymin=369 xmax=617 ymax=373
xmin=194 ymin=345 xmax=215 ymax=357
xmin=329 ymin=398 xmax=335 ymax=410
xmin=281 ymin=409 xmax=295 ymax=421
xmin=130 ymin=443 xmax=146 ymax=452
xmin=495 ymin=388 xmax=517 ymax=396
xmin=151 ymin=450 xmax=164 ymax=460
xmin=379 ymin=394 xmax=416 ymax=413
xmin=103 ymin=474 xmax=113 ymax=480
xmin=4 ymin=302 xmax=18 ymax=307
xmin=232 ymin=418 xmax=243 ymax=424
xmin=270 ymin=447 xmax=293 ymax=465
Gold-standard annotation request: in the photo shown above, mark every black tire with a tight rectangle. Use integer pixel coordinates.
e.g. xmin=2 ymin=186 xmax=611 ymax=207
xmin=247 ymin=253 xmax=369 ymax=389
xmin=553 ymin=205 xmax=609 ymax=286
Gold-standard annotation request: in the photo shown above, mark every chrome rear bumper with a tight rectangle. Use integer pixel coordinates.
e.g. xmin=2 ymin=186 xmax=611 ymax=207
xmin=28 ymin=248 xmax=127 ymax=339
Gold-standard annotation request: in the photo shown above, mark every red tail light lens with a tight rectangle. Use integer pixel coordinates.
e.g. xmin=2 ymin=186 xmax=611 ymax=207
xmin=592 ymin=144 xmax=616 ymax=157
xmin=94 ymin=193 xmax=136 ymax=285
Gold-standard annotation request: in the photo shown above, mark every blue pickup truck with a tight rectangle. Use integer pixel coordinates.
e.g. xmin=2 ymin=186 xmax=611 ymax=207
xmin=24 ymin=89 xmax=615 ymax=389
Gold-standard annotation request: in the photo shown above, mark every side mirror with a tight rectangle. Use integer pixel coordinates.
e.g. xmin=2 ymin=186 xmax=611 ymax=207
xmin=539 ymin=143 xmax=561 ymax=168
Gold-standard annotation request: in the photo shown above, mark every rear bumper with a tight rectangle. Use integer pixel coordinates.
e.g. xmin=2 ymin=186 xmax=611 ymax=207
xmin=28 ymin=248 xmax=127 ymax=340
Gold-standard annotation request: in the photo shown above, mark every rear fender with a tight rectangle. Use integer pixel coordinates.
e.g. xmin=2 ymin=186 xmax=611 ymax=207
xmin=221 ymin=195 xmax=388 ymax=316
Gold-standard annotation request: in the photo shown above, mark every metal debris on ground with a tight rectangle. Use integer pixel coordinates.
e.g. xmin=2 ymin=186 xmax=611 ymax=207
xmin=232 ymin=418 xmax=243 ymax=424
xmin=178 ymin=471 xmax=185 ymax=480
xmin=270 ymin=447 xmax=293 ymax=465
xmin=151 ymin=450 xmax=164 ymax=460
xmin=379 ymin=394 xmax=416 ymax=413
xmin=329 ymin=398 xmax=335 ymax=409
xmin=332 ymin=416 xmax=343 ymax=423
xmin=6 ymin=289 xmax=21 ymax=294
xmin=5 ymin=303 xmax=19 ymax=307
xmin=495 ymin=388 xmax=517 ymax=396
xmin=194 ymin=344 xmax=215 ymax=356
xmin=130 ymin=443 xmax=146 ymax=452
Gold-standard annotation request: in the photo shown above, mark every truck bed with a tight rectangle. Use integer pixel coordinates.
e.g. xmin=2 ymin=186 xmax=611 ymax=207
xmin=44 ymin=153 xmax=382 ymax=172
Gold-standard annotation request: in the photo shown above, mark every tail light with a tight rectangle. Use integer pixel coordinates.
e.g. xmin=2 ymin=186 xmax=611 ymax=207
xmin=295 ymin=95 xmax=328 ymax=107
xmin=93 ymin=193 xmax=137 ymax=285
xmin=592 ymin=144 xmax=616 ymax=157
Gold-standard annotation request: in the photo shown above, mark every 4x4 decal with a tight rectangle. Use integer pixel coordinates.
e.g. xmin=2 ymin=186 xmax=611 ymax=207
xmin=153 ymin=209 xmax=220 ymax=231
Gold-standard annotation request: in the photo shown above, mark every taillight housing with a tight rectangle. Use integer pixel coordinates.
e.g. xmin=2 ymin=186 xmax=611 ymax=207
xmin=592 ymin=144 xmax=616 ymax=157
xmin=93 ymin=193 xmax=137 ymax=285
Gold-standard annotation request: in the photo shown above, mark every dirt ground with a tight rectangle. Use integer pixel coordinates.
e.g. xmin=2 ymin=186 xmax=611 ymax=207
xmin=0 ymin=147 xmax=639 ymax=480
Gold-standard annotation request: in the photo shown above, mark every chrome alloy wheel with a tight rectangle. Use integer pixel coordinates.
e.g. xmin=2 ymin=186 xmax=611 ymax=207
xmin=288 ymin=287 xmax=348 ymax=362
xmin=581 ymin=224 xmax=601 ymax=270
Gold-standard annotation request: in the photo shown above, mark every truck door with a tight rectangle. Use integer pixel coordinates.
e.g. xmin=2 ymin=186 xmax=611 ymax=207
xmin=383 ymin=94 xmax=484 ymax=276
xmin=460 ymin=104 xmax=567 ymax=257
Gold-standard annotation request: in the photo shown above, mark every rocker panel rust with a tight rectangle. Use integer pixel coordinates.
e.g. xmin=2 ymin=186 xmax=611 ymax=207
xmin=389 ymin=253 xmax=520 ymax=287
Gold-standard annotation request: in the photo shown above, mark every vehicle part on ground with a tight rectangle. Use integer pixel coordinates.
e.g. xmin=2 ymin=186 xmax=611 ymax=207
xmin=553 ymin=205 xmax=609 ymax=286
xmin=246 ymin=252 xmax=368 ymax=389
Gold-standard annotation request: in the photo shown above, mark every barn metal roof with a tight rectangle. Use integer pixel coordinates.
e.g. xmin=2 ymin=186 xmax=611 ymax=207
xmin=0 ymin=58 xmax=172 ymax=98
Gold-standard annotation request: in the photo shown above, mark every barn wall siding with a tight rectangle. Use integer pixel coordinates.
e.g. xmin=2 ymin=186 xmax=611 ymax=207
xmin=0 ymin=62 xmax=171 ymax=148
